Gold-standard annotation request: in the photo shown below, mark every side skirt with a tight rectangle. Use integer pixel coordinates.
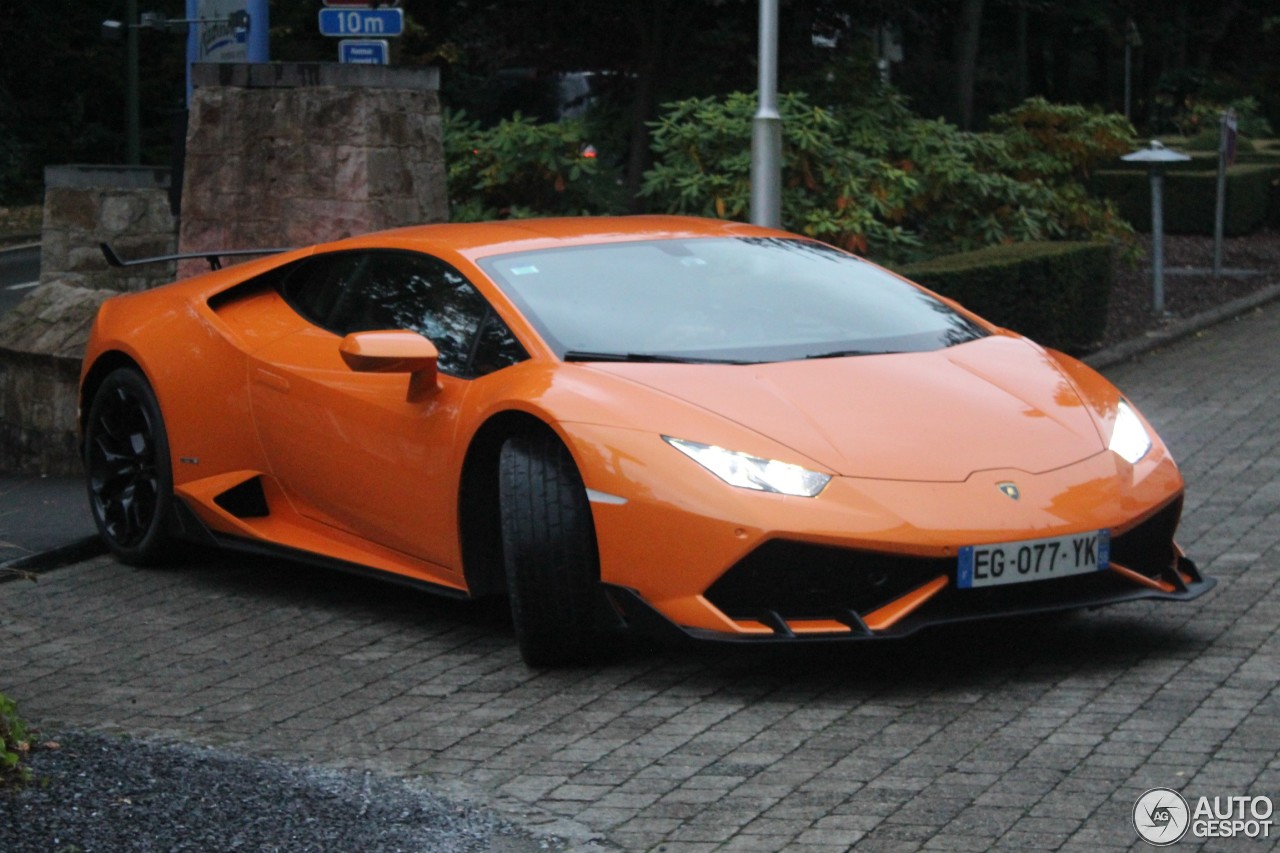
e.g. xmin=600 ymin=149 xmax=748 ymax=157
xmin=170 ymin=497 xmax=472 ymax=601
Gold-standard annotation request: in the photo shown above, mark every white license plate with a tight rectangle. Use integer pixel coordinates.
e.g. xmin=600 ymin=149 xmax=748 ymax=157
xmin=958 ymin=530 xmax=1110 ymax=589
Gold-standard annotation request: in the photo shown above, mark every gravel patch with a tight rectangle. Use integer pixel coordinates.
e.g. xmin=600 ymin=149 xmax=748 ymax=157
xmin=0 ymin=731 xmax=564 ymax=853
xmin=1100 ymin=229 xmax=1280 ymax=349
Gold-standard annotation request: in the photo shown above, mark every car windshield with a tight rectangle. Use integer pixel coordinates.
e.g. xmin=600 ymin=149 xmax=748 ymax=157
xmin=479 ymin=237 xmax=987 ymax=363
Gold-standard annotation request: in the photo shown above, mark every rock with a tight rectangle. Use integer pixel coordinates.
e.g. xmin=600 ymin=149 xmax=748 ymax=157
xmin=0 ymin=280 xmax=114 ymax=360
xmin=0 ymin=281 xmax=114 ymax=475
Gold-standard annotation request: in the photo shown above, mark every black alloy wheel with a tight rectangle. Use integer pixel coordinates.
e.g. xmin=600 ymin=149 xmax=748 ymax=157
xmin=84 ymin=367 xmax=174 ymax=565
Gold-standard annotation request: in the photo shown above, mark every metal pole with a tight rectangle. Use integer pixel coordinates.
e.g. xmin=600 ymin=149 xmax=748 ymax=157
xmin=1212 ymin=111 xmax=1228 ymax=276
xmin=750 ymin=0 xmax=782 ymax=229
xmin=877 ymin=26 xmax=890 ymax=85
xmin=1123 ymin=43 xmax=1132 ymax=122
xmin=1151 ymin=168 xmax=1166 ymax=314
xmin=126 ymin=0 xmax=140 ymax=165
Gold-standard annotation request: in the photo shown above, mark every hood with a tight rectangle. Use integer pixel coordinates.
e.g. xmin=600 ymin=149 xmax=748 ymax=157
xmin=587 ymin=336 xmax=1106 ymax=482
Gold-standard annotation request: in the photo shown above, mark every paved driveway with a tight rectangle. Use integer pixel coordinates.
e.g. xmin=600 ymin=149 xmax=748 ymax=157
xmin=3 ymin=306 xmax=1278 ymax=851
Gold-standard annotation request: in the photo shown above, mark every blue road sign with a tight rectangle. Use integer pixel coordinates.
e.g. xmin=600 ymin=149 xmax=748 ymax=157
xmin=339 ymin=39 xmax=389 ymax=65
xmin=318 ymin=7 xmax=403 ymax=38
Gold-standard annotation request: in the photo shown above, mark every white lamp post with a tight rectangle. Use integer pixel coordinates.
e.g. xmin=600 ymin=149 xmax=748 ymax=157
xmin=1121 ymin=141 xmax=1191 ymax=315
xmin=751 ymin=0 xmax=781 ymax=229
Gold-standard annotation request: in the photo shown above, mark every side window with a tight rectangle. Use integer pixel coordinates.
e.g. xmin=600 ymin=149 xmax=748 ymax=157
xmin=349 ymin=253 xmax=484 ymax=376
xmin=471 ymin=312 xmax=529 ymax=376
xmin=279 ymin=254 xmax=369 ymax=331
xmin=280 ymin=251 xmax=527 ymax=379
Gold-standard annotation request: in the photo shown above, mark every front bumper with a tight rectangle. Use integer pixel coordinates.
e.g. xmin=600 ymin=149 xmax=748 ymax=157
xmin=566 ymin=421 xmax=1204 ymax=642
xmin=606 ymin=553 xmax=1215 ymax=644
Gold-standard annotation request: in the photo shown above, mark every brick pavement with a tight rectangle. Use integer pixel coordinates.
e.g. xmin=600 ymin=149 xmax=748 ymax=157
xmin=2 ymin=305 xmax=1279 ymax=851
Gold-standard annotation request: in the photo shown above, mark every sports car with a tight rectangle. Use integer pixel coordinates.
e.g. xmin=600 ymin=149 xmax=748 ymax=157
xmin=81 ymin=216 xmax=1213 ymax=665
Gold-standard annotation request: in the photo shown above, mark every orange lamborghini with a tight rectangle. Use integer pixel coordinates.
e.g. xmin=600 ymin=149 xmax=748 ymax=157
xmin=81 ymin=216 xmax=1213 ymax=665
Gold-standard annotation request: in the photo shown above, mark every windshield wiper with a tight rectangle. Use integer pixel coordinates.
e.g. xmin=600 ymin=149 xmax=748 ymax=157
xmin=562 ymin=350 xmax=752 ymax=365
xmin=804 ymin=349 xmax=894 ymax=360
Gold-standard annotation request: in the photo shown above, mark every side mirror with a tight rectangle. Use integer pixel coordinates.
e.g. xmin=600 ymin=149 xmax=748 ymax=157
xmin=339 ymin=330 xmax=440 ymax=398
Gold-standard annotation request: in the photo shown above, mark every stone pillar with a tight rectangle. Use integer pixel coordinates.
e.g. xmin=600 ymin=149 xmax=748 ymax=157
xmin=180 ymin=62 xmax=447 ymax=263
xmin=40 ymin=165 xmax=177 ymax=292
xmin=0 ymin=284 xmax=114 ymax=475
xmin=0 ymin=166 xmax=177 ymax=474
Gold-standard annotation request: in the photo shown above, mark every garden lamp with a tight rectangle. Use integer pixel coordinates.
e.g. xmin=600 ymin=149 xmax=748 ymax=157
xmin=1121 ymin=140 xmax=1191 ymax=315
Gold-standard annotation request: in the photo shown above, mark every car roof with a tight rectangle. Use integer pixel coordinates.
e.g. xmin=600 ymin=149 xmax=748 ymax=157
xmin=310 ymin=215 xmax=789 ymax=260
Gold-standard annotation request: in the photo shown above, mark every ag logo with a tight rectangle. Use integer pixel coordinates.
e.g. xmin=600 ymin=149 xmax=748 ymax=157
xmin=1133 ymin=787 xmax=1190 ymax=846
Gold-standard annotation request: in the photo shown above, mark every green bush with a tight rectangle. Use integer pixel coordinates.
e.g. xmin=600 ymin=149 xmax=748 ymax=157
xmin=0 ymin=692 xmax=30 ymax=787
xmin=1179 ymin=132 xmax=1258 ymax=154
xmin=639 ymin=91 xmax=923 ymax=257
xmin=1149 ymin=139 xmax=1280 ymax=164
xmin=1093 ymin=164 xmax=1280 ymax=235
xmin=896 ymin=242 xmax=1113 ymax=352
xmin=443 ymin=110 xmax=626 ymax=221
xmin=989 ymin=97 xmax=1136 ymax=183
xmin=641 ymin=90 xmax=1133 ymax=264
xmin=1170 ymin=96 xmax=1274 ymax=140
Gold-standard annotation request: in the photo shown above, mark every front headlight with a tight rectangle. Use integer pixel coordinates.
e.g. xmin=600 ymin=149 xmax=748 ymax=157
xmin=663 ymin=437 xmax=832 ymax=497
xmin=1108 ymin=400 xmax=1152 ymax=464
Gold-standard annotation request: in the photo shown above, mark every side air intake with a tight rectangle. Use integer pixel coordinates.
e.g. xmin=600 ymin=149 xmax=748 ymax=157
xmin=213 ymin=476 xmax=271 ymax=519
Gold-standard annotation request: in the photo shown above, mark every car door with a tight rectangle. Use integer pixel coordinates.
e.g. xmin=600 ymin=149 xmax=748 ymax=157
xmin=248 ymin=249 xmax=525 ymax=572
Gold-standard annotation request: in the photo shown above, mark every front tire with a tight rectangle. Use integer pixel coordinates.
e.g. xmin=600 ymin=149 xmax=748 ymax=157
xmin=498 ymin=432 xmax=610 ymax=667
xmin=84 ymin=367 xmax=174 ymax=565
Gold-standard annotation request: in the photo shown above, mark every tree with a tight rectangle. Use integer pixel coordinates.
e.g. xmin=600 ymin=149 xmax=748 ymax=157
xmin=0 ymin=1 xmax=186 ymax=202
xmin=954 ymin=0 xmax=985 ymax=129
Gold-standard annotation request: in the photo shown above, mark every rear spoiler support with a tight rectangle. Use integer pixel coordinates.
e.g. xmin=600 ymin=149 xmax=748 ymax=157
xmin=100 ymin=242 xmax=292 ymax=272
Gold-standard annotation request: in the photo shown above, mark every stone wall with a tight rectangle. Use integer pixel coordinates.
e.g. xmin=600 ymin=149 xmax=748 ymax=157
xmin=40 ymin=165 xmax=177 ymax=292
xmin=180 ymin=62 xmax=447 ymax=266
xmin=0 ymin=283 xmax=114 ymax=475
xmin=3 ymin=166 xmax=177 ymax=475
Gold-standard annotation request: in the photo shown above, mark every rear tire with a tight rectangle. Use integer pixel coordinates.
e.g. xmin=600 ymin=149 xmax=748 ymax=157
xmin=498 ymin=432 xmax=610 ymax=667
xmin=84 ymin=367 xmax=174 ymax=565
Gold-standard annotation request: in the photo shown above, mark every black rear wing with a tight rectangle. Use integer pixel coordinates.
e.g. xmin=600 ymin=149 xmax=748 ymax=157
xmin=100 ymin=242 xmax=292 ymax=272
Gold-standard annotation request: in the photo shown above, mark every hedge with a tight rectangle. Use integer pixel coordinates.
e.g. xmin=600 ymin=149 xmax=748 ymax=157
xmin=1092 ymin=163 xmax=1280 ymax=236
xmin=895 ymin=241 xmax=1112 ymax=353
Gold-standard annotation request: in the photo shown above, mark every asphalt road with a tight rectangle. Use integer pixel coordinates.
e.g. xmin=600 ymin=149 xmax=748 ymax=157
xmin=2 ymin=303 xmax=1279 ymax=851
xmin=0 ymin=244 xmax=40 ymax=317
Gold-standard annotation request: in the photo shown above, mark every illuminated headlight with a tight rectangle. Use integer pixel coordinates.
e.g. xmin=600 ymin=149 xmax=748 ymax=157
xmin=1109 ymin=400 xmax=1152 ymax=464
xmin=663 ymin=437 xmax=831 ymax=497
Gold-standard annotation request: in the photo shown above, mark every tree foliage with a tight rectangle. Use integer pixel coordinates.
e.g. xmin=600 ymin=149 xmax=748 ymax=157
xmin=640 ymin=89 xmax=1134 ymax=263
xmin=640 ymin=91 xmax=921 ymax=257
xmin=444 ymin=111 xmax=627 ymax=221
xmin=0 ymin=1 xmax=187 ymax=202
xmin=3 ymin=0 xmax=1276 ymax=215
xmin=989 ymin=97 xmax=1138 ymax=182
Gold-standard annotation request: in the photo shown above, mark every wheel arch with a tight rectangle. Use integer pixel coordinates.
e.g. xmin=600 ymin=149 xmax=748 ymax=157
xmin=79 ymin=350 xmax=148 ymax=439
xmin=458 ymin=410 xmax=567 ymax=598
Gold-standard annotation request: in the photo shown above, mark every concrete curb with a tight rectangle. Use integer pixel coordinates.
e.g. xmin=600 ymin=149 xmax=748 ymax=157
xmin=1085 ymin=282 xmax=1280 ymax=370
xmin=0 ymin=534 xmax=106 ymax=579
